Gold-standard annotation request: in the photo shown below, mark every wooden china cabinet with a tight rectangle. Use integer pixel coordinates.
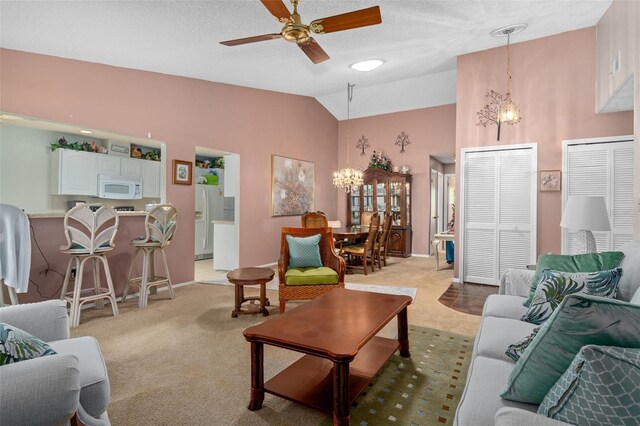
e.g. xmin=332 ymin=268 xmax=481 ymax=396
xmin=347 ymin=168 xmax=412 ymax=257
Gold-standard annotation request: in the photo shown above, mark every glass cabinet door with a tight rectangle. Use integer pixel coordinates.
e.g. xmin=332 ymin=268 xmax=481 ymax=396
xmin=390 ymin=181 xmax=401 ymax=225
xmin=363 ymin=183 xmax=374 ymax=213
xmin=376 ymin=181 xmax=387 ymax=213
xmin=406 ymin=182 xmax=411 ymax=226
xmin=350 ymin=191 xmax=361 ymax=224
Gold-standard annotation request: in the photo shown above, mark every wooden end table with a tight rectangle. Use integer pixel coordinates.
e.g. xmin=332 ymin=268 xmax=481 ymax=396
xmin=243 ymin=288 xmax=412 ymax=425
xmin=227 ymin=267 xmax=274 ymax=318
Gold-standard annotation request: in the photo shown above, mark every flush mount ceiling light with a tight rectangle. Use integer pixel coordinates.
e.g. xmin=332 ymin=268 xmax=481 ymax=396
xmin=350 ymin=59 xmax=384 ymax=72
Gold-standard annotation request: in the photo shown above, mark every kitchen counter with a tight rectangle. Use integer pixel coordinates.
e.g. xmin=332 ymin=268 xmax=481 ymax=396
xmin=29 ymin=211 xmax=148 ymax=219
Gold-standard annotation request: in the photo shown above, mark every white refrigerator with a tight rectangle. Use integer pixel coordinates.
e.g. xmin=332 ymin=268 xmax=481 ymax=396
xmin=195 ymin=184 xmax=224 ymax=259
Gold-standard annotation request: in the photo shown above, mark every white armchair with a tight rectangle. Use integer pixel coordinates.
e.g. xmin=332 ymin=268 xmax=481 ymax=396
xmin=0 ymin=300 xmax=112 ymax=425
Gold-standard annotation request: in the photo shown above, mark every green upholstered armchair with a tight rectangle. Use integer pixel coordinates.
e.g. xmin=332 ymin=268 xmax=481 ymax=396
xmin=278 ymin=227 xmax=345 ymax=313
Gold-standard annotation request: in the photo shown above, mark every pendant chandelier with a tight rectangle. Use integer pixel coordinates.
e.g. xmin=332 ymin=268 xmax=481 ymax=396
xmin=333 ymin=82 xmax=363 ymax=193
xmin=494 ymin=25 xmax=524 ymax=139
xmin=497 ymin=28 xmax=521 ymax=125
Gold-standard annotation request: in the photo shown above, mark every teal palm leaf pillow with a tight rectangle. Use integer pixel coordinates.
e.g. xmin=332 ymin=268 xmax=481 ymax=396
xmin=0 ymin=322 xmax=57 ymax=365
xmin=521 ymin=268 xmax=622 ymax=325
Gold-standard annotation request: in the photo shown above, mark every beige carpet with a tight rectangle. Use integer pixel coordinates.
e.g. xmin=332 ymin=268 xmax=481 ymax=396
xmin=72 ymin=256 xmax=481 ymax=425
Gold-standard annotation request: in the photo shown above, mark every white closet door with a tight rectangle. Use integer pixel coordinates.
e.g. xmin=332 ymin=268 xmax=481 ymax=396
xmin=611 ymin=144 xmax=634 ymax=249
xmin=497 ymin=149 xmax=534 ymax=278
xmin=463 ymin=151 xmax=497 ymax=284
xmin=564 ymin=141 xmax=634 ymax=253
xmin=463 ymin=147 xmax=536 ymax=285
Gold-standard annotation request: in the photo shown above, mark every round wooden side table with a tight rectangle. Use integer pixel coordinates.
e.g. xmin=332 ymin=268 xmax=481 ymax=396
xmin=227 ymin=267 xmax=274 ymax=318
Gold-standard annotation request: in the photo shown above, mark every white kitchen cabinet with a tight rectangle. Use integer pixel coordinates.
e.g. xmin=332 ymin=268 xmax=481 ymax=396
xmin=51 ymin=149 xmax=98 ymax=196
xmin=120 ymin=157 xmax=143 ymax=179
xmin=142 ymin=161 xmax=161 ymax=198
xmin=97 ymin=155 xmax=121 ymax=176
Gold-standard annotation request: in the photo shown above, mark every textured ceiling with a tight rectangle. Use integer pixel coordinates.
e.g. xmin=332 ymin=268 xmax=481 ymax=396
xmin=0 ymin=0 xmax=612 ymax=120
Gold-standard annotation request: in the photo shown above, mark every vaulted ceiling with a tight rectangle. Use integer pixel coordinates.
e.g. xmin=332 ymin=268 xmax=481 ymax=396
xmin=0 ymin=0 xmax=612 ymax=120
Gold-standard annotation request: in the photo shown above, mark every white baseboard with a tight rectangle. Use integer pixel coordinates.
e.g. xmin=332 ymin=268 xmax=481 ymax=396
xmin=452 ymin=277 xmax=461 ymax=283
xmin=256 ymin=261 xmax=277 ymax=268
xmin=411 ymin=253 xmax=430 ymax=258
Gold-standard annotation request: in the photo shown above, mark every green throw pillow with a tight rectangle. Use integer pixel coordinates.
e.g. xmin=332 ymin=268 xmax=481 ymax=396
xmin=501 ymin=294 xmax=640 ymax=404
xmin=0 ymin=322 xmax=57 ymax=365
xmin=538 ymin=345 xmax=640 ymax=425
xmin=286 ymin=234 xmax=322 ymax=268
xmin=524 ymin=252 xmax=625 ymax=307
xmin=521 ymin=268 xmax=622 ymax=325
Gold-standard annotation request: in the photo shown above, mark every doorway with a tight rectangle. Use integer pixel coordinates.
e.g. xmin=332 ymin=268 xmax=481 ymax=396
xmin=429 ymin=154 xmax=456 ymax=257
xmin=193 ymin=146 xmax=240 ymax=282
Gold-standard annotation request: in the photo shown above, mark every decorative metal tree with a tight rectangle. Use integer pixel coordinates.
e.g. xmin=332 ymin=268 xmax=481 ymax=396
xmin=356 ymin=135 xmax=370 ymax=156
xmin=395 ymin=131 xmax=410 ymax=154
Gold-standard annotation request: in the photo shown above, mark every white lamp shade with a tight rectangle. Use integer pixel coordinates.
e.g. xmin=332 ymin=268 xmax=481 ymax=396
xmin=560 ymin=195 xmax=611 ymax=231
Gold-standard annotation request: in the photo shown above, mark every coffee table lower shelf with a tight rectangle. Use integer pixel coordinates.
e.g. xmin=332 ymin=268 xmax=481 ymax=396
xmin=264 ymin=336 xmax=399 ymax=413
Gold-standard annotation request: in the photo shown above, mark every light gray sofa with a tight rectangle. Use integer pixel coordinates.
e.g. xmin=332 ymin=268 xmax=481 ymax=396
xmin=454 ymin=240 xmax=640 ymax=426
xmin=0 ymin=300 xmax=111 ymax=426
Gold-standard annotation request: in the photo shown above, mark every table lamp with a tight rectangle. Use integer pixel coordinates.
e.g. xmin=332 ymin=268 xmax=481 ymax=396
xmin=560 ymin=195 xmax=611 ymax=254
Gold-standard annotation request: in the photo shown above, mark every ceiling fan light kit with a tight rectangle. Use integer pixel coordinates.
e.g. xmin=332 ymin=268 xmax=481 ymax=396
xmin=220 ymin=0 xmax=382 ymax=64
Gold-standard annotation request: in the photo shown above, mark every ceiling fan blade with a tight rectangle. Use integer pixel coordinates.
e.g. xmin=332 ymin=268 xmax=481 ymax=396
xmin=220 ymin=33 xmax=282 ymax=47
xmin=298 ymin=38 xmax=330 ymax=64
xmin=260 ymin=0 xmax=292 ymax=23
xmin=309 ymin=6 xmax=381 ymax=34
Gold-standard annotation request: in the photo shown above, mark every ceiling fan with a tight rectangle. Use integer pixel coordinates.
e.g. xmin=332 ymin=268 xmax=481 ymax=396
xmin=220 ymin=0 xmax=382 ymax=64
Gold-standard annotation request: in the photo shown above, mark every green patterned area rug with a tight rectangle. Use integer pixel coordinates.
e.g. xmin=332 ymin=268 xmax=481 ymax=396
xmin=321 ymin=325 xmax=473 ymax=426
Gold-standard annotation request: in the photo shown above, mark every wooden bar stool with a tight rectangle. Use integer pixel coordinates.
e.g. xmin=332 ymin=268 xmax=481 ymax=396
xmin=59 ymin=205 xmax=120 ymax=327
xmin=122 ymin=204 xmax=178 ymax=308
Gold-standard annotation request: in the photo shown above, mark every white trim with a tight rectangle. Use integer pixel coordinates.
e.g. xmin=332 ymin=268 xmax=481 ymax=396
xmin=452 ymin=276 xmax=461 ymax=283
xmin=459 ymin=143 xmax=537 ymax=284
xmin=561 ymin=135 xmax=635 ymax=253
xmin=256 ymin=261 xmax=278 ymax=268
xmin=411 ymin=253 xmax=430 ymax=258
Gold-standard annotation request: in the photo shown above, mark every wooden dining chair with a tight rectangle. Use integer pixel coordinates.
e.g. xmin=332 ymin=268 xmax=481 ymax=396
xmin=375 ymin=212 xmax=393 ymax=268
xmin=341 ymin=213 xmax=380 ymax=275
xmin=360 ymin=211 xmax=374 ymax=226
xmin=301 ymin=211 xmax=328 ymax=228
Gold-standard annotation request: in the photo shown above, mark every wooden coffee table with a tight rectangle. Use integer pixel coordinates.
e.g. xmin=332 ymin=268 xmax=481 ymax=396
xmin=227 ymin=267 xmax=274 ymax=318
xmin=243 ymin=288 xmax=411 ymax=425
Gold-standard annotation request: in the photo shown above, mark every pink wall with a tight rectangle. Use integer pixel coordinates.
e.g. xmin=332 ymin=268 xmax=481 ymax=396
xmin=336 ymin=104 xmax=457 ymax=255
xmin=0 ymin=49 xmax=339 ymax=299
xmin=454 ymin=27 xmax=634 ymax=278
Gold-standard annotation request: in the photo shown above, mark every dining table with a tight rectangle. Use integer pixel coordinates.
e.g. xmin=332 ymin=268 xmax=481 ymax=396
xmin=331 ymin=226 xmax=370 ymax=242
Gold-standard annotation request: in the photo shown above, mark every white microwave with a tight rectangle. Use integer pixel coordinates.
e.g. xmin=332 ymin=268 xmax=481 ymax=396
xmin=98 ymin=175 xmax=142 ymax=200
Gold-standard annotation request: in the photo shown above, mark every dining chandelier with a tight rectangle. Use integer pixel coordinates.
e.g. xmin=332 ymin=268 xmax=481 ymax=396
xmin=333 ymin=82 xmax=363 ymax=193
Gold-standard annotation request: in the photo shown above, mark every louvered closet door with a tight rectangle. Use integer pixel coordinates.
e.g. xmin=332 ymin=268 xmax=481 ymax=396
xmin=463 ymin=151 xmax=497 ymax=284
xmin=564 ymin=141 xmax=634 ymax=252
xmin=497 ymin=149 xmax=534 ymax=278
xmin=463 ymin=148 xmax=536 ymax=285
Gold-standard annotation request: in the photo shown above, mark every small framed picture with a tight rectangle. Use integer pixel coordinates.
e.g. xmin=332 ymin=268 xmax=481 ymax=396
xmin=540 ymin=170 xmax=561 ymax=192
xmin=172 ymin=159 xmax=193 ymax=185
